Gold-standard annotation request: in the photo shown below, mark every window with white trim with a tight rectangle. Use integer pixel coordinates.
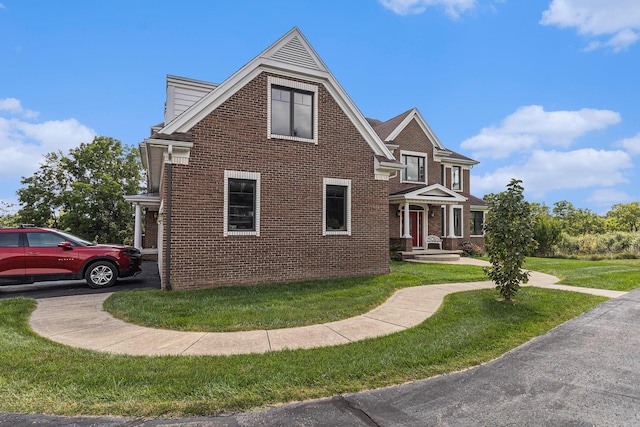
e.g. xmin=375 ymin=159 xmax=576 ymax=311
xmin=224 ymin=171 xmax=260 ymax=236
xmin=470 ymin=211 xmax=484 ymax=236
xmin=400 ymin=151 xmax=426 ymax=183
xmin=452 ymin=166 xmax=462 ymax=191
xmin=323 ymin=178 xmax=351 ymax=235
xmin=453 ymin=207 xmax=463 ymax=237
xmin=268 ymin=76 xmax=318 ymax=143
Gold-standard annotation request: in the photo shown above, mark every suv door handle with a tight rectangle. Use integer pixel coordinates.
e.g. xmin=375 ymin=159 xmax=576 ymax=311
xmin=27 ymin=252 xmax=39 ymax=256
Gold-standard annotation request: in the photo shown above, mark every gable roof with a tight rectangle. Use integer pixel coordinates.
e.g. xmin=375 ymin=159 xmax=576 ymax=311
xmin=372 ymin=108 xmax=447 ymax=151
xmin=372 ymin=107 xmax=479 ymax=166
xmin=389 ymin=183 xmax=468 ymax=205
xmin=159 ymin=27 xmax=396 ymax=161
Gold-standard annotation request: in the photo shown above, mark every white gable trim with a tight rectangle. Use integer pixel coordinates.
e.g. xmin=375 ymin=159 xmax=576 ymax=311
xmin=389 ymin=183 xmax=467 ymax=205
xmin=159 ymin=27 xmax=396 ymax=161
xmin=385 ymin=108 xmax=446 ymax=151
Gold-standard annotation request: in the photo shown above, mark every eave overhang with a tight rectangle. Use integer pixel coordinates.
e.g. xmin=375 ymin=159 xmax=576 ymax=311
xmin=124 ymin=193 xmax=161 ymax=209
xmin=141 ymin=138 xmax=193 ymax=193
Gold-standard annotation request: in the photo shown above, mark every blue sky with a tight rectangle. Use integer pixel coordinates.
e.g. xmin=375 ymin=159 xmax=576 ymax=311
xmin=1 ymin=0 xmax=639 ymax=215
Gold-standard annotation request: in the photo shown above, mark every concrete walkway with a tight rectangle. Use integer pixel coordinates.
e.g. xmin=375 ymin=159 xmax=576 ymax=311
xmin=28 ymin=259 xmax=627 ymax=356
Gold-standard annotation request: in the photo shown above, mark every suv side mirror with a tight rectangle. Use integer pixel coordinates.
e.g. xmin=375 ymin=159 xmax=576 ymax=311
xmin=58 ymin=241 xmax=73 ymax=250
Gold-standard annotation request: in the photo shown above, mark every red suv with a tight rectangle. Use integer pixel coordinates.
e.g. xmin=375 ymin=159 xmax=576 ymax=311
xmin=0 ymin=226 xmax=141 ymax=289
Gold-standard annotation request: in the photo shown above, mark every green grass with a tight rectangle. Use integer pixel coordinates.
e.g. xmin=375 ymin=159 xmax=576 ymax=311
xmin=104 ymin=262 xmax=488 ymax=332
xmin=524 ymin=257 xmax=640 ymax=291
xmin=0 ymin=288 xmax=606 ymax=417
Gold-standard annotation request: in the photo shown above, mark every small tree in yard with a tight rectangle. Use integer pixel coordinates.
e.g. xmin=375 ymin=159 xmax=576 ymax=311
xmin=483 ymin=179 xmax=537 ymax=302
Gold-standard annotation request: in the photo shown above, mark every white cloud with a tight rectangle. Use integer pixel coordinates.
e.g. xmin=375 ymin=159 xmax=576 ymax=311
xmin=473 ymin=148 xmax=633 ymax=197
xmin=0 ymin=97 xmax=38 ymax=119
xmin=617 ymin=132 xmax=640 ymax=156
xmin=587 ymin=188 xmax=634 ymax=207
xmin=0 ymin=98 xmax=96 ymax=183
xmin=379 ymin=0 xmax=477 ymax=18
xmin=540 ymin=0 xmax=640 ymax=52
xmin=460 ymin=105 xmax=621 ymax=158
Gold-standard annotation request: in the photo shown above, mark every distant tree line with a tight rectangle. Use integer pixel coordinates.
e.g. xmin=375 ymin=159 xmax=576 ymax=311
xmin=522 ymin=200 xmax=640 ymax=257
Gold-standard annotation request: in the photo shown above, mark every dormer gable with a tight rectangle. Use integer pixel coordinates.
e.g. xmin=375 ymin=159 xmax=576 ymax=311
xmin=165 ymin=75 xmax=217 ymax=124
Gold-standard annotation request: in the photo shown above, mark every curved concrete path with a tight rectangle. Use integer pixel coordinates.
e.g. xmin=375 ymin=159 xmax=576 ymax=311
xmin=28 ymin=259 xmax=626 ymax=356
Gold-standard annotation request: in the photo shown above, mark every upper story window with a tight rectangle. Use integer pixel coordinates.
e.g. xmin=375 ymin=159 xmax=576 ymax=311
xmin=268 ymin=76 xmax=318 ymax=143
xmin=452 ymin=166 xmax=462 ymax=191
xmin=401 ymin=151 xmax=426 ymax=183
xmin=224 ymin=170 xmax=261 ymax=237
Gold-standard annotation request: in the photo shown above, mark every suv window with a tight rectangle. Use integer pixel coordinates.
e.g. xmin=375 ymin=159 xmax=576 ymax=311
xmin=25 ymin=232 xmax=65 ymax=247
xmin=0 ymin=232 xmax=21 ymax=248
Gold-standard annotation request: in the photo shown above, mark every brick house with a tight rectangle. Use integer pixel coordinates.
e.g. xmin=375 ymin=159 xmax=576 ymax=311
xmin=126 ymin=28 xmax=404 ymax=290
xmin=126 ymin=28 xmax=486 ymax=290
xmin=368 ymin=108 xmax=487 ymax=254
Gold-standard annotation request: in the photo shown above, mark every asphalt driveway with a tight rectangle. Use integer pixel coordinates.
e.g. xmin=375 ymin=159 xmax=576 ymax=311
xmin=0 ymin=261 xmax=160 ymax=300
xmin=2 ymin=285 xmax=639 ymax=426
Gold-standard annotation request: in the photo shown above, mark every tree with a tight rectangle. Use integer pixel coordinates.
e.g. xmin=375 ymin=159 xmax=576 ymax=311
xmin=530 ymin=203 xmax=562 ymax=257
xmin=0 ymin=201 xmax=19 ymax=227
xmin=552 ymin=200 xmax=605 ymax=235
xmin=17 ymin=136 xmax=143 ymax=243
xmin=483 ymin=179 xmax=537 ymax=302
xmin=606 ymin=202 xmax=640 ymax=232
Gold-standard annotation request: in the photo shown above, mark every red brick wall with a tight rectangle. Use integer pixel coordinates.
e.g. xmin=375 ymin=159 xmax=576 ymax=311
xmin=143 ymin=210 xmax=157 ymax=249
xmin=388 ymin=119 xmax=436 ymax=195
xmin=162 ymin=72 xmax=390 ymax=290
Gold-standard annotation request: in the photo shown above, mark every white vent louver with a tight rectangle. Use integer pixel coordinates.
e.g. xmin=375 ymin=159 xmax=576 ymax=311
xmin=271 ymin=36 xmax=320 ymax=70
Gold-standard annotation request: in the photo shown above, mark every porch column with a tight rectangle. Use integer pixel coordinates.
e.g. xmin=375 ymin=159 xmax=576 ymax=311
xmin=402 ymin=201 xmax=411 ymax=238
xmin=133 ymin=203 xmax=142 ymax=250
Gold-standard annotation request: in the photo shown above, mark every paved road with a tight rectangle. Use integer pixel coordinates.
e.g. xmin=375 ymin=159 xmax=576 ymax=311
xmin=2 ymin=284 xmax=639 ymax=426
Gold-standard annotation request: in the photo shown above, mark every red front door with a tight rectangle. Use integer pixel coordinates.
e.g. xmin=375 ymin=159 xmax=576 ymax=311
xmin=410 ymin=211 xmax=423 ymax=248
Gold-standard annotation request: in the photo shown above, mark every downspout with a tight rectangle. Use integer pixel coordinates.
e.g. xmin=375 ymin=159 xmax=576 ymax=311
xmin=165 ymin=145 xmax=173 ymax=291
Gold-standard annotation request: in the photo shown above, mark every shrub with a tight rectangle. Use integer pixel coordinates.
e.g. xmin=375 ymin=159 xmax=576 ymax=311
xmin=554 ymin=232 xmax=640 ymax=257
xmin=460 ymin=241 xmax=483 ymax=257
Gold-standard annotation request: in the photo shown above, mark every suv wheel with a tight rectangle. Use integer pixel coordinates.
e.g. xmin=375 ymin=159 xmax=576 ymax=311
xmin=85 ymin=261 xmax=118 ymax=288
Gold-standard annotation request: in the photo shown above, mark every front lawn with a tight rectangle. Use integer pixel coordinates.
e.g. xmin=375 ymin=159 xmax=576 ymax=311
xmin=1 ymin=259 xmax=629 ymax=417
xmin=525 ymin=257 xmax=640 ymax=291
xmin=103 ymin=261 xmax=487 ymax=331
xmin=0 ymin=287 xmax=606 ymax=417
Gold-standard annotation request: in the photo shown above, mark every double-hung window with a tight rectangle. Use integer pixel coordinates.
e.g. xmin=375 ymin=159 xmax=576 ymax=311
xmin=224 ymin=171 xmax=261 ymax=236
xmin=452 ymin=166 xmax=462 ymax=191
xmin=323 ymin=178 xmax=351 ymax=236
xmin=268 ymin=76 xmax=318 ymax=143
xmin=401 ymin=152 xmax=426 ymax=183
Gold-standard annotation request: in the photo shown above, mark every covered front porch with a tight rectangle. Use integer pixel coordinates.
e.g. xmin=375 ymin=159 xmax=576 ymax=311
xmin=389 ymin=183 xmax=468 ymax=255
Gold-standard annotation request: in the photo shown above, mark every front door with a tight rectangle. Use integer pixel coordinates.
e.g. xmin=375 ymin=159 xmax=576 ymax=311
xmin=410 ymin=211 xmax=423 ymax=248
